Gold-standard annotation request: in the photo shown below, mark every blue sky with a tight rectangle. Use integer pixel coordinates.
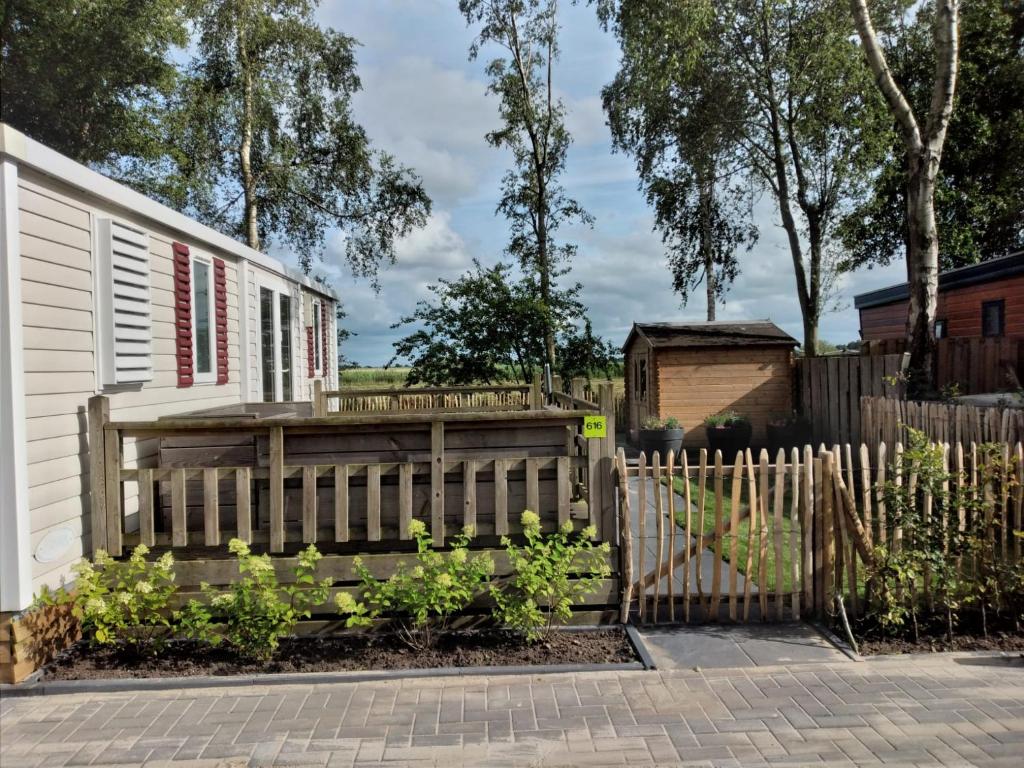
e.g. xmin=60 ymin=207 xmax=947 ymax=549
xmin=292 ymin=0 xmax=908 ymax=366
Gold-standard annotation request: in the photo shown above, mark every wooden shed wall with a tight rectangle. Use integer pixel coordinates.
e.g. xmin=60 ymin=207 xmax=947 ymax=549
xmin=653 ymin=346 xmax=793 ymax=448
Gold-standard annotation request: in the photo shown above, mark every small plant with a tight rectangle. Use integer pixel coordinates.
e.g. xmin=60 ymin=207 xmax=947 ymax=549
xmin=183 ymin=540 xmax=332 ymax=661
xmin=703 ymin=411 xmax=747 ymax=428
xmin=642 ymin=415 xmax=680 ymax=429
xmin=938 ymin=382 xmax=962 ymax=403
xmin=337 ymin=519 xmax=494 ymax=650
xmin=62 ymin=545 xmax=177 ymax=656
xmin=491 ymin=511 xmax=611 ymax=641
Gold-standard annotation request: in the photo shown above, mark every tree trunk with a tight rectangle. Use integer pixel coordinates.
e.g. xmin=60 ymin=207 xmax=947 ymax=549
xmin=238 ymin=27 xmax=259 ymax=251
xmin=905 ymin=155 xmax=940 ymax=394
xmin=700 ymin=176 xmax=716 ymax=322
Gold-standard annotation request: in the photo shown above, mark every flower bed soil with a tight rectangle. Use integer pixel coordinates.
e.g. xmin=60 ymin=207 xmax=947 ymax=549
xmin=40 ymin=629 xmax=636 ymax=681
xmin=846 ymin=611 xmax=1024 ymax=656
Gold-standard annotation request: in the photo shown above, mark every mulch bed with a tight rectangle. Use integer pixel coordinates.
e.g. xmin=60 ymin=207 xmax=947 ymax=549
xmin=846 ymin=610 xmax=1024 ymax=656
xmin=40 ymin=629 xmax=636 ymax=681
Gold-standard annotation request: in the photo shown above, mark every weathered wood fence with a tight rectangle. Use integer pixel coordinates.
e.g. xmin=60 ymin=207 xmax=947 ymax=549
xmin=861 ymin=396 xmax=1024 ymax=449
xmin=613 ymin=439 xmax=1023 ymax=624
xmin=796 ymin=354 xmax=904 ymax=447
xmin=315 ymin=382 xmax=538 ymax=415
xmin=862 ymin=337 xmax=1021 ymax=394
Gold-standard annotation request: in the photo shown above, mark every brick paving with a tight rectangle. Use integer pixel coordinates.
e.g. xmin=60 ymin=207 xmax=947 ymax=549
xmin=1 ymin=655 xmax=1023 ymax=767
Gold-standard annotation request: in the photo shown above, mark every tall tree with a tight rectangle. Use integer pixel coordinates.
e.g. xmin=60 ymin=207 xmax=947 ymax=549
xmin=599 ymin=0 xmax=756 ymax=320
xmin=1 ymin=0 xmax=185 ymax=173
xmin=171 ymin=0 xmax=431 ymax=278
xmin=389 ymin=261 xmax=616 ymax=386
xmin=850 ymin=0 xmax=960 ymax=394
xmin=841 ymin=0 xmax=1023 ymax=272
xmin=459 ymin=0 xmax=593 ymax=370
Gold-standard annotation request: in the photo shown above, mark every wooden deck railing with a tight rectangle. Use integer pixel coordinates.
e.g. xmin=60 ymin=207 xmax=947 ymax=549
xmin=88 ymin=385 xmax=618 ymax=560
xmin=314 ymin=380 xmax=541 ymax=416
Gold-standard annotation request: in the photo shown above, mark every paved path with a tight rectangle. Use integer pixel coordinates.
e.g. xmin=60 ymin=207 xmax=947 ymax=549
xmin=637 ymin=623 xmax=847 ymax=669
xmin=2 ymin=654 xmax=1022 ymax=767
xmin=628 ymin=477 xmax=755 ymax=599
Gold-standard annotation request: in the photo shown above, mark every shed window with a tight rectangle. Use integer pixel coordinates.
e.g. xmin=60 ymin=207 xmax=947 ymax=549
xmin=982 ymin=300 xmax=1004 ymax=338
xmin=191 ymin=258 xmax=215 ymax=382
xmin=639 ymin=359 xmax=648 ymax=399
xmin=95 ymin=219 xmax=153 ymax=386
xmin=312 ymin=299 xmax=323 ymax=372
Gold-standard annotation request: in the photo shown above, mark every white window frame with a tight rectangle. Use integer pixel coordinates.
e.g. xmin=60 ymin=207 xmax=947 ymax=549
xmin=256 ymin=275 xmax=295 ymax=402
xmin=312 ymin=298 xmax=322 ymax=375
xmin=190 ymin=255 xmax=217 ymax=385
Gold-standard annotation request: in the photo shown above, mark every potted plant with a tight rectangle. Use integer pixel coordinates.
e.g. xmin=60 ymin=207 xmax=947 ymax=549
xmin=639 ymin=416 xmax=684 ymax=460
xmin=766 ymin=412 xmax=812 ymax=456
xmin=703 ymin=411 xmax=751 ymax=458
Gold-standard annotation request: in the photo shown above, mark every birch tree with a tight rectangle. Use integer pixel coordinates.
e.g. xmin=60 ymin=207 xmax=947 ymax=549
xmin=850 ymin=0 xmax=960 ymax=393
xmin=172 ymin=0 xmax=431 ymax=278
xmin=459 ymin=0 xmax=592 ymax=371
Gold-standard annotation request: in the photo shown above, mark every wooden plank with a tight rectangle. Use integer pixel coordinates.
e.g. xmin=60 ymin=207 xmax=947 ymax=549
xmin=695 ymin=449 xmax=708 ymax=606
xmin=270 ymin=427 xmax=285 ymax=552
xmin=138 ymin=468 xmax=155 ymax=547
xmin=431 ymin=421 xmax=444 ymax=546
xmin=821 ymin=451 xmax=835 ymax=612
xmin=396 ymin=462 xmax=411 ymax=540
xmin=758 ymin=450 xmax=770 ymax=617
xmin=774 ymin=449 xmax=785 ymax=621
xmin=203 ymin=468 xmax=220 ymax=547
xmin=526 ymin=457 xmax=540 ymax=514
xmin=494 ymin=458 xmax=508 ymax=536
xmin=876 ymin=442 xmax=888 ymax=543
xmin=681 ymin=450 xmax=692 ymax=623
xmin=366 ymin=464 xmax=381 ymax=542
xmin=743 ymin=448 xmax=757 ymax=622
xmin=556 ymin=456 xmax=570 ymax=527
xmin=171 ymin=468 xmax=187 ymax=547
xmin=103 ymin=426 xmax=122 ymax=555
xmin=789 ymin=447 xmax=801 ymax=621
xmin=334 ymin=464 xmax=350 ymax=543
xmin=587 ymin=437 xmax=601 ymax=535
xmin=87 ymin=396 xmax=109 ymax=556
xmin=616 ymin=450 xmax=634 ymax=623
xmin=802 ymin=445 xmax=813 ymax=613
xmin=728 ymin=450 xmax=743 ymax=622
xmin=637 ymin=452 xmax=647 ymax=623
xmin=463 ymin=460 xmax=478 ymax=532
xmin=236 ymin=467 xmax=251 ymax=543
xmin=667 ymin=449 xmax=676 ymax=622
xmin=652 ymin=452 xmax=664 ymax=624
xmin=710 ymin=450 xmax=724 ymax=622
xmin=860 ymin=443 xmax=873 ymax=548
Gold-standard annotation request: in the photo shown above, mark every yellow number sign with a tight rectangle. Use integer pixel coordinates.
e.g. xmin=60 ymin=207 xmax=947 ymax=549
xmin=583 ymin=415 xmax=607 ymax=438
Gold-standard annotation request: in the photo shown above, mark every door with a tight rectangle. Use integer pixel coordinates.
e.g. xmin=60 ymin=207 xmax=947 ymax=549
xmin=633 ymin=349 xmax=651 ymax=431
xmin=259 ymin=283 xmax=295 ymax=402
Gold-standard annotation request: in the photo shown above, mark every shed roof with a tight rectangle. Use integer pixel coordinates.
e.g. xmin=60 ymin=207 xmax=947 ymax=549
xmin=622 ymin=320 xmax=799 ymax=352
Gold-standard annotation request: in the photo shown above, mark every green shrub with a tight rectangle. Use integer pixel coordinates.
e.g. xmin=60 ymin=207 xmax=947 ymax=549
xmin=703 ymin=411 xmax=747 ymax=428
xmin=491 ymin=511 xmax=611 ymax=641
xmin=641 ymin=416 xmax=680 ymax=429
xmin=337 ymin=519 xmax=493 ymax=649
xmin=184 ymin=540 xmax=331 ymax=661
xmin=65 ymin=545 xmax=177 ymax=655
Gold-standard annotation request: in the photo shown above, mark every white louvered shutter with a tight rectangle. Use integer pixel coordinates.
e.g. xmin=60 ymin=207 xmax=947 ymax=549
xmin=96 ymin=219 xmax=154 ymax=385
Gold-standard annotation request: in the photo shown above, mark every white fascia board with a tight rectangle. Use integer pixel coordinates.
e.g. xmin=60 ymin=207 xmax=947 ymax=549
xmin=0 ymin=157 xmax=33 ymax=611
xmin=0 ymin=123 xmax=336 ymax=301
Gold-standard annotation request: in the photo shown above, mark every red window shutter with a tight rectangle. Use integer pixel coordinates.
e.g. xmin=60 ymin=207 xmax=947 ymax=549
xmin=321 ymin=302 xmax=329 ymax=375
xmin=306 ymin=326 xmax=315 ymax=379
xmin=172 ymin=242 xmax=193 ymax=387
xmin=213 ymin=258 xmax=229 ymax=384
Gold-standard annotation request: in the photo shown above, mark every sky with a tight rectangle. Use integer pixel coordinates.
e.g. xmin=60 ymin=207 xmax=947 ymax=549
xmin=289 ymin=0 xmax=909 ymax=367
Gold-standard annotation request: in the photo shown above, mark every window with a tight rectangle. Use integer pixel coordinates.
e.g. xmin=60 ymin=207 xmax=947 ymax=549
xmin=934 ymin=318 xmax=947 ymax=339
xmin=639 ymin=359 xmax=648 ymax=400
xmin=191 ymin=258 xmax=215 ymax=382
xmin=312 ymin=299 xmax=322 ymax=373
xmin=982 ymin=300 xmax=1004 ymax=338
xmin=95 ymin=219 xmax=153 ymax=386
xmin=259 ymin=283 xmax=294 ymax=402
xmin=280 ymin=294 xmax=293 ymax=400
xmin=260 ymin=287 xmax=276 ymax=402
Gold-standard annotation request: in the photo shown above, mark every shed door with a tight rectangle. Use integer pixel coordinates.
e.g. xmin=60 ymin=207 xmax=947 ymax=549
xmin=632 ymin=349 xmax=651 ymax=431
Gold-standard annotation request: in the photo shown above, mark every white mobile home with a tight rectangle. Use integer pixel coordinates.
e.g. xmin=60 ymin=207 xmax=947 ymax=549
xmin=0 ymin=124 xmax=338 ymax=614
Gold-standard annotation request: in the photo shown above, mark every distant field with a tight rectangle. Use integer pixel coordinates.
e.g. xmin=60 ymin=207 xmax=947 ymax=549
xmin=337 ymin=367 xmax=625 ymax=394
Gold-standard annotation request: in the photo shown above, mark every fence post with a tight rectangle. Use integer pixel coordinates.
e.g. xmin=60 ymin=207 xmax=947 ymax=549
xmin=551 ymin=374 xmax=562 ymax=398
xmin=530 ymin=372 xmax=542 ymax=410
xmin=599 ymin=382 xmax=617 ymax=542
xmin=269 ymin=427 xmax=285 ymax=552
xmin=87 ymin=395 xmax=109 ymax=557
xmin=431 ymin=421 xmax=445 ymax=546
xmin=313 ymin=379 xmax=324 ymax=416
xmin=819 ymin=450 xmax=836 ymax=618
xmin=615 ymin=448 xmax=633 ymax=624
xmin=571 ymin=377 xmax=585 ymax=403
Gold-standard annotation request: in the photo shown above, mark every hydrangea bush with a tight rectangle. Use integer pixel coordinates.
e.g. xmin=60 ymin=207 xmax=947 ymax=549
xmin=491 ymin=511 xmax=611 ymax=641
xmin=69 ymin=544 xmax=177 ymax=655
xmin=337 ymin=519 xmax=494 ymax=649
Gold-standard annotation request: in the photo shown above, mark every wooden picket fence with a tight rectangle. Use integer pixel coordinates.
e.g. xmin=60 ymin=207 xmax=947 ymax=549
xmin=861 ymin=396 xmax=1024 ymax=450
xmin=613 ymin=439 xmax=1023 ymax=624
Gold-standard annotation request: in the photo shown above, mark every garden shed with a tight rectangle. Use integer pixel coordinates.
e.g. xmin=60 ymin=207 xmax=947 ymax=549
xmin=622 ymin=321 xmax=799 ymax=449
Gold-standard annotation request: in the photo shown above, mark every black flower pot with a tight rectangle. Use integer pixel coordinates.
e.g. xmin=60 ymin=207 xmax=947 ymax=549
xmin=766 ymin=419 xmax=812 ymax=457
xmin=706 ymin=422 xmax=752 ymax=459
xmin=639 ymin=428 xmax=685 ymax=461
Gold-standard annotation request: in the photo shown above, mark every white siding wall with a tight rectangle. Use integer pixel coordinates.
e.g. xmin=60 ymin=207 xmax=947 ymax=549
xmin=18 ymin=168 xmax=243 ymax=594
